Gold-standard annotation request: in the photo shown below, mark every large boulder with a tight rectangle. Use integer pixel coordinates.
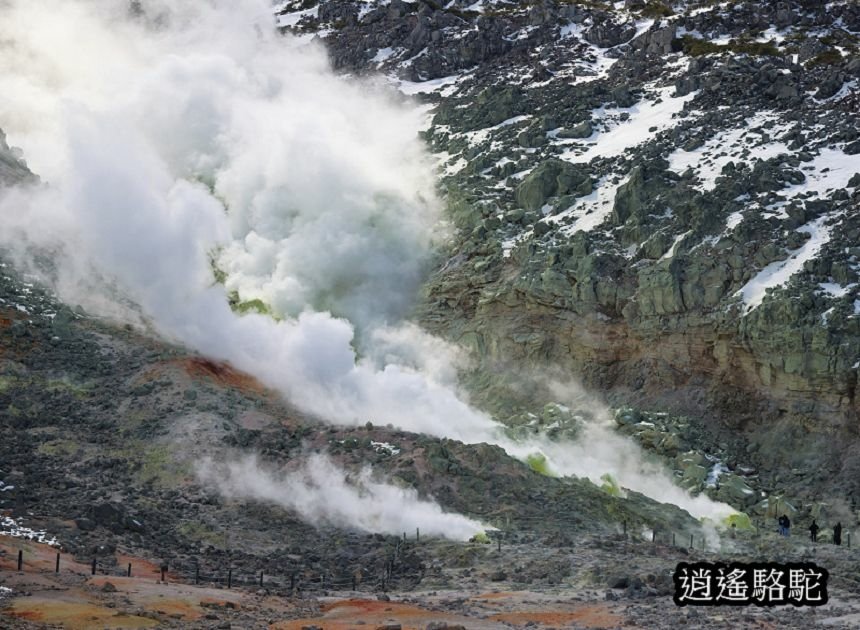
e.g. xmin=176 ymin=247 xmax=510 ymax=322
xmin=557 ymin=120 xmax=593 ymax=139
xmin=584 ymin=18 xmax=637 ymax=48
xmin=716 ymin=474 xmax=758 ymax=508
xmin=516 ymin=159 xmax=591 ymax=212
xmin=88 ymin=502 xmax=146 ymax=534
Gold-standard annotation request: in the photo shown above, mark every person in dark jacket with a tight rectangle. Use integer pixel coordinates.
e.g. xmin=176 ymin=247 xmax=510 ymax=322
xmin=810 ymin=519 xmax=820 ymax=542
xmin=781 ymin=514 xmax=791 ymax=537
xmin=834 ymin=522 xmax=843 ymax=545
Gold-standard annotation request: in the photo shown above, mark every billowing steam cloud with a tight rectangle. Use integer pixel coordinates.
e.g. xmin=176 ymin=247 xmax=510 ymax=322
xmin=198 ymin=454 xmax=487 ymax=540
xmin=0 ymin=0 xmax=734 ymax=533
xmin=535 ymin=397 xmax=732 ymax=520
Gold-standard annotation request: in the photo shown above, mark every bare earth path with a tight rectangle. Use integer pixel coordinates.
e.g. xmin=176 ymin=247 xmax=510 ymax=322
xmin=6 ymin=532 xmax=860 ymax=629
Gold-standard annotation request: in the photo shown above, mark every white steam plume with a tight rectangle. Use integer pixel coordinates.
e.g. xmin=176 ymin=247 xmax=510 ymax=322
xmin=197 ymin=454 xmax=488 ymax=541
xmin=0 ymin=0 xmax=734 ymax=529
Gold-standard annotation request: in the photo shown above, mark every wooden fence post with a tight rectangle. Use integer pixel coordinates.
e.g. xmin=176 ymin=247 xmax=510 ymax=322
xmin=92 ymin=558 xmax=97 ymax=576
xmin=127 ymin=563 xmax=132 ymax=577
xmin=56 ymin=552 xmax=60 ymax=573
xmin=227 ymin=569 xmax=232 ymax=589
xmin=17 ymin=550 xmax=22 ymax=571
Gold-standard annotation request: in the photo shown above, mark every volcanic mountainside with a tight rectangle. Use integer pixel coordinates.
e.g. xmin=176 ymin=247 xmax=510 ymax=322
xmin=3 ymin=0 xmax=860 ymax=628
xmin=275 ymin=0 xmax=860 ymax=505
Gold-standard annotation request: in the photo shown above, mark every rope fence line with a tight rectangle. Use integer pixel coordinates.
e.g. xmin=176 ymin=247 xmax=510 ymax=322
xmin=6 ymin=549 xmax=406 ymax=594
xmin=5 ymin=518 xmax=855 ymax=593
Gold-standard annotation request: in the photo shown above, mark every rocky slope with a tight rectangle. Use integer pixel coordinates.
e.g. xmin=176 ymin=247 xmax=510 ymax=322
xmin=2 ymin=2 xmax=860 ymax=627
xmin=0 ymin=240 xmax=701 ymax=597
xmin=274 ymin=0 xmax=860 ymax=504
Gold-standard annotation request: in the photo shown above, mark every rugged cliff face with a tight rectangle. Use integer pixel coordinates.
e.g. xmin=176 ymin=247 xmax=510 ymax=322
xmin=276 ymin=0 xmax=860 ymax=497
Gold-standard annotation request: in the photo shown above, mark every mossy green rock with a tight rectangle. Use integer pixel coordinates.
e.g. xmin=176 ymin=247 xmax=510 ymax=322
xmin=680 ymin=463 xmax=708 ymax=490
xmin=716 ymin=474 xmax=758 ymax=508
xmin=515 ymin=159 xmax=591 ymax=212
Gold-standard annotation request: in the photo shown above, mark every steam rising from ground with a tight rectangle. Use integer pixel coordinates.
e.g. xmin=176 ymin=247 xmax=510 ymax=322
xmin=197 ymin=454 xmax=486 ymax=540
xmin=535 ymin=376 xmax=735 ymax=521
xmin=0 ymin=0 xmax=733 ymax=533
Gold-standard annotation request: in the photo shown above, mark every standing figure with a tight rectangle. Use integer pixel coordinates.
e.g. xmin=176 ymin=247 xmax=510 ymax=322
xmin=810 ymin=519 xmax=820 ymax=542
xmin=784 ymin=514 xmax=791 ymax=537
xmin=778 ymin=515 xmax=786 ymax=536
xmin=834 ymin=522 xmax=843 ymax=546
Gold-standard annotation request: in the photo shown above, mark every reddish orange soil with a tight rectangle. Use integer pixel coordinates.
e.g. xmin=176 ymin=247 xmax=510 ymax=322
xmin=5 ymin=596 xmax=158 ymax=629
xmin=0 ymin=536 xmax=89 ymax=573
xmin=272 ymin=598 xmax=469 ymax=630
xmin=0 ymin=306 xmax=26 ymax=325
xmin=490 ymin=604 xmax=625 ymax=628
xmin=1 ymin=535 xmax=184 ymax=581
xmin=178 ymin=357 xmax=268 ymax=394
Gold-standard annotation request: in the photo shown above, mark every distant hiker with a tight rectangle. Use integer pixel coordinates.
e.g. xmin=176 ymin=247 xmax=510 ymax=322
xmin=782 ymin=514 xmax=791 ymax=537
xmin=834 ymin=522 xmax=843 ymax=546
xmin=810 ymin=519 xmax=820 ymax=542
xmin=778 ymin=514 xmax=789 ymax=536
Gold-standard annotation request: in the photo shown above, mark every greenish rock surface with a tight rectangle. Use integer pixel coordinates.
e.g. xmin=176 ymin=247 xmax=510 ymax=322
xmin=515 ymin=159 xmax=592 ymax=212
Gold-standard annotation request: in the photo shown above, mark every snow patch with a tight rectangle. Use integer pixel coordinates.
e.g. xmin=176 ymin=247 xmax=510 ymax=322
xmin=549 ymin=174 xmax=628 ymax=236
xmin=660 ymin=230 xmax=691 ymax=260
xmin=562 ymin=87 xmax=696 ymax=164
xmin=371 ymin=441 xmax=401 ymax=455
xmin=276 ymin=6 xmax=318 ymax=28
xmin=819 ymin=282 xmax=856 ymax=298
xmin=395 ymin=73 xmax=464 ymax=96
xmin=371 ymin=47 xmax=396 ymax=63
xmin=667 ymin=112 xmax=791 ymax=191
xmin=0 ymin=515 xmax=60 ymax=547
xmin=725 ymin=210 xmax=744 ymax=231
xmin=501 ymin=229 xmax=532 ymax=258
xmin=736 ymin=214 xmax=836 ymax=312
